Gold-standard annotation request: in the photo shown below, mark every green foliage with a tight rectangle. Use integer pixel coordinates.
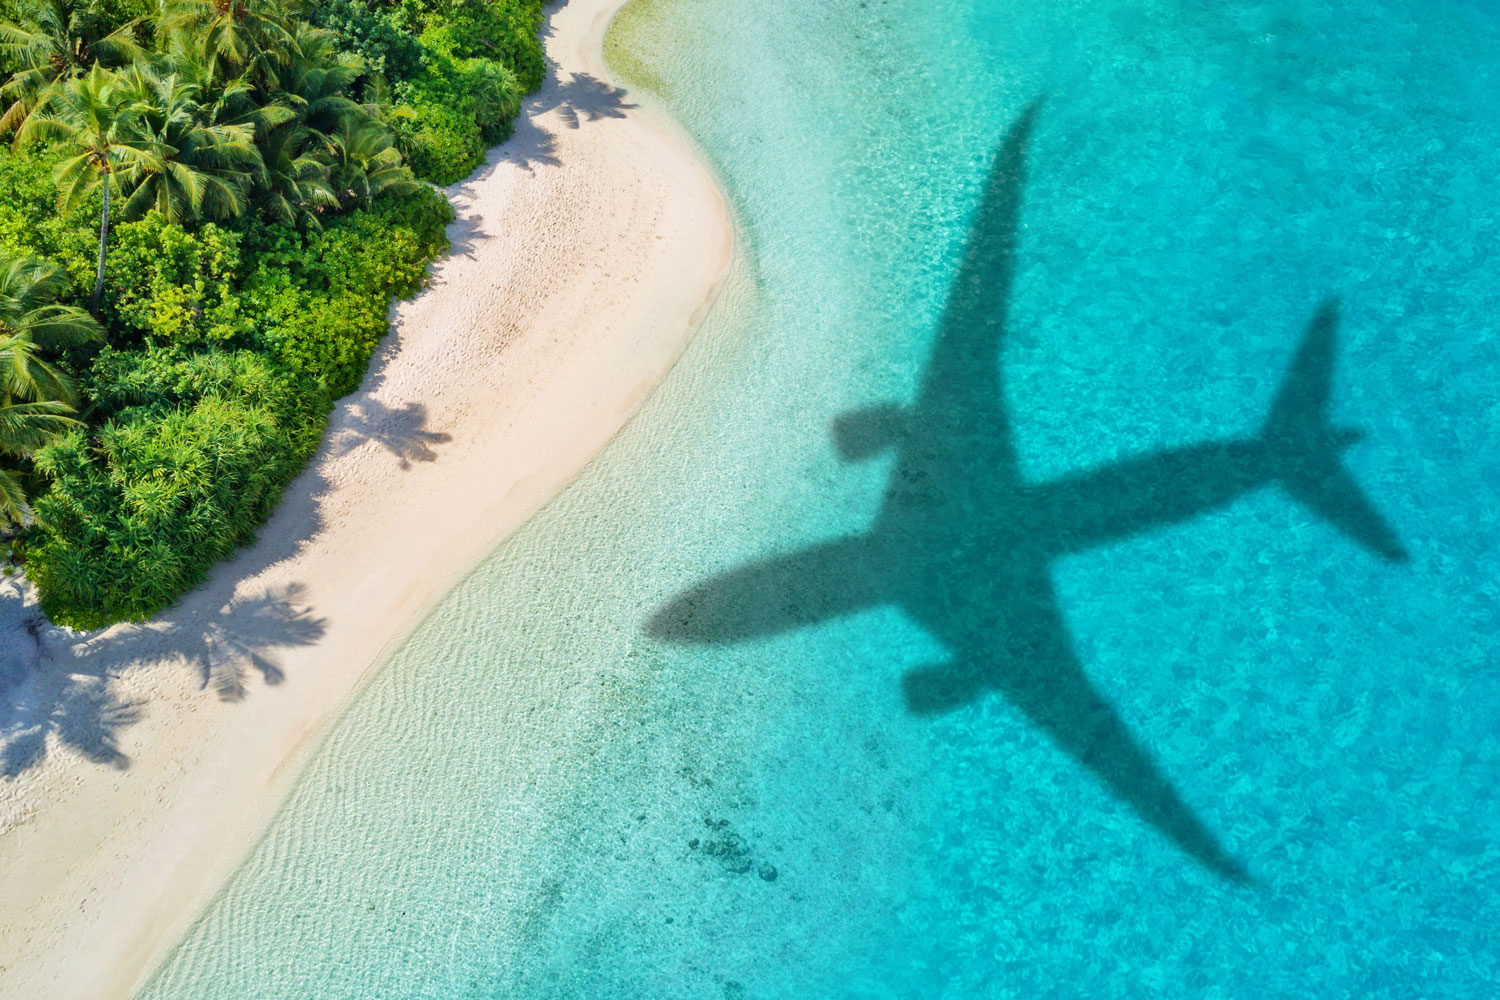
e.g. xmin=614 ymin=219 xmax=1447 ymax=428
xmin=390 ymin=84 xmax=484 ymax=184
xmin=392 ymin=44 xmax=526 ymax=183
xmin=371 ymin=0 xmax=543 ymax=184
xmin=2 ymin=0 xmax=537 ymax=625
xmin=0 ymin=145 xmax=100 ymax=286
xmin=245 ymin=187 xmax=451 ymax=396
xmin=299 ymin=0 xmax=544 ymax=184
xmin=27 ymin=347 xmax=315 ymax=628
xmin=102 ymin=213 xmax=247 ymax=345
xmin=418 ymin=0 xmax=545 ymax=93
xmin=462 ymin=57 xmax=523 ymax=144
xmin=308 ymin=0 xmax=423 ymax=84
xmin=0 ymin=146 xmax=61 ymax=241
xmin=86 ymin=343 xmax=312 ymax=422
xmin=21 ymin=186 xmax=450 ymax=624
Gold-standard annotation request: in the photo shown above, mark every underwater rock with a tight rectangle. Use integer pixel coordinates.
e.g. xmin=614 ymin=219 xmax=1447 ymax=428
xmin=702 ymin=832 xmax=753 ymax=874
xmin=677 ymin=764 xmax=713 ymax=789
xmin=685 ymin=816 xmax=778 ymax=880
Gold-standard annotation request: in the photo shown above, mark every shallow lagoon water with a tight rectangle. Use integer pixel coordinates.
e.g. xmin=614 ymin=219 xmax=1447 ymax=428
xmin=144 ymin=0 xmax=1499 ymax=996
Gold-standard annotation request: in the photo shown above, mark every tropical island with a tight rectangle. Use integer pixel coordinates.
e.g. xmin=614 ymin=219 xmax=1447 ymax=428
xmin=0 ymin=0 xmax=545 ymax=628
xmin=0 ymin=0 xmax=730 ymax=990
xmin=1 ymin=0 xmax=1482 ymax=994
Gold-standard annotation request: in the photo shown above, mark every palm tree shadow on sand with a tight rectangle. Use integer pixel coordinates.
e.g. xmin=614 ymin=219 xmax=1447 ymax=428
xmin=646 ymin=99 xmax=1408 ymax=883
xmin=0 ymin=583 xmax=325 ymax=777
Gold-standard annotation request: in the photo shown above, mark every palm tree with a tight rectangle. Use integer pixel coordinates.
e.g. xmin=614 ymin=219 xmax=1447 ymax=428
xmin=155 ymin=0 xmax=294 ymax=88
xmin=114 ymin=62 xmax=261 ymax=223
xmin=0 ymin=254 xmax=98 ymax=526
xmin=166 ymin=43 xmax=290 ymax=137
xmin=0 ymin=254 xmax=102 ymax=371
xmin=18 ymin=65 xmax=161 ymax=302
xmin=277 ymin=22 xmax=362 ymax=134
xmin=0 ymin=388 xmax=79 ymax=525
xmin=328 ymin=117 xmax=418 ymax=208
xmin=252 ymin=118 xmax=336 ymax=227
xmin=245 ymin=23 xmax=380 ymax=226
xmin=0 ymin=0 xmax=140 ymax=137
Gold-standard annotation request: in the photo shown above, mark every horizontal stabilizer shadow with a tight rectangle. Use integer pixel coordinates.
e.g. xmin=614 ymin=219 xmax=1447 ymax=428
xmin=648 ymin=98 xmax=1406 ymax=883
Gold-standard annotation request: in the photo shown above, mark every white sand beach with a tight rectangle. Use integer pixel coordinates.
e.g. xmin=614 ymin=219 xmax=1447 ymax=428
xmin=0 ymin=0 xmax=731 ymax=993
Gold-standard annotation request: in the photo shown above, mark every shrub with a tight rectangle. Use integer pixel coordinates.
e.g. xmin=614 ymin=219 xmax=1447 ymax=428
xmin=391 ymin=86 xmax=485 ymax=184
xmin=27 ymin=349 xmax=314 ymax=629
xmin=23 ymin=187 xmax=450 ymax=627
xmin=246 ymin=188 xmax=452 ymax=394
xmin=0 ymin=147 xmax=103 ymax=292
xmin=310 ymin=0 xmax=425 ymax=84
xmin=462 ymin=57 xmax=524 ymax=144
xmin=86 ymin=344 xmax=317 ymax=428
xmin=0 ymin=148 xmax=60 ymax=254
xmin=420 ymin=0 xmax=545 ymax=92
xmin=102 ymin=214 xmax=249 ymax=346
xmin=388 ymin=0 xmax=543 ymax=182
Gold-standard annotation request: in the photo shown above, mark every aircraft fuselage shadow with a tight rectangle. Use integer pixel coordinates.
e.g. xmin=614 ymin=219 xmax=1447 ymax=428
xmin=646 ymin=99 xmax=1407 ymax=883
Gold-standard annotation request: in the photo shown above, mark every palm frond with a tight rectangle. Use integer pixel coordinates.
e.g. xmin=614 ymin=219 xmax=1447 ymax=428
xmin=0 ymin=398 xmax=81 ymax=456
xmin=0 ymin=468 xmax=36 ymax=527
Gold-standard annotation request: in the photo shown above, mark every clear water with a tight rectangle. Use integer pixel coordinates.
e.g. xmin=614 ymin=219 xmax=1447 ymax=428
xmin=142 ymin=0 xmax=1500 ymax=996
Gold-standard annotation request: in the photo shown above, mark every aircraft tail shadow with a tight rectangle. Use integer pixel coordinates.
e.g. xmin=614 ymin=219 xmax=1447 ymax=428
xmin=1261 ymin=299 xmax=1409 ymax=563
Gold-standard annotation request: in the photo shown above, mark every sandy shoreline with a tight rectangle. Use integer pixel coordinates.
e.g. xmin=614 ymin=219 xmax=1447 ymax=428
xmin=0 ymin=0 xmax=732 ymax=993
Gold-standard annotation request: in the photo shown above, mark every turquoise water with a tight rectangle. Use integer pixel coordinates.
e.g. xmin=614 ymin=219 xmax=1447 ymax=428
xmin=143 ymin=0 xmax=1499 ymax=996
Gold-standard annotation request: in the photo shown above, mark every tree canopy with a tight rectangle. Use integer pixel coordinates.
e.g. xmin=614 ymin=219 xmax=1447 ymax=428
xmin=0 ymin=0 xmax=545 ymax=625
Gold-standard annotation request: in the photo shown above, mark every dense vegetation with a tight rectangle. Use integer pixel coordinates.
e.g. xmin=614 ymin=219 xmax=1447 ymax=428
xmin=0 ymin=0 xmax=546 ymax=628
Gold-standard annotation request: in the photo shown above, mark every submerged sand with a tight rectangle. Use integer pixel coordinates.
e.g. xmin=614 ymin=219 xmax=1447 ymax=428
xmin=0 ymin=0 xmax=732 ymax=993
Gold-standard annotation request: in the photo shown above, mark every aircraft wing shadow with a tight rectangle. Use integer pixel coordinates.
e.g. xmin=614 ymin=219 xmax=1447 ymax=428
xmin=902 ymin=570 xmax=1253 ymax=884
xmin=646 ymin=536 xmax=882 ymax=645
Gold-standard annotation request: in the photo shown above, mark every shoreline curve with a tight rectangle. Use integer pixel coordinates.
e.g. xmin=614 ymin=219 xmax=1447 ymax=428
xmin=0 ymin=0 xmax=734 ymax=993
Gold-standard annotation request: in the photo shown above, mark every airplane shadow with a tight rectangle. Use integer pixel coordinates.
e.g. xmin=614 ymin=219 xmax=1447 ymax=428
xmin=646 ymin=99 xmax=1407 ymax=883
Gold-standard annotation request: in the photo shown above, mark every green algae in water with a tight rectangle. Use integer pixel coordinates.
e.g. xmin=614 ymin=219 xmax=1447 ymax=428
xmin=603 ymin=0 xmax=674 ymax=99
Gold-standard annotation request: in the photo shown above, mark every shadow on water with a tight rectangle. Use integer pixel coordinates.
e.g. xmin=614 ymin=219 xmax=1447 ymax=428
xmin=647 ymin=99 xmax=1408 ymax=882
